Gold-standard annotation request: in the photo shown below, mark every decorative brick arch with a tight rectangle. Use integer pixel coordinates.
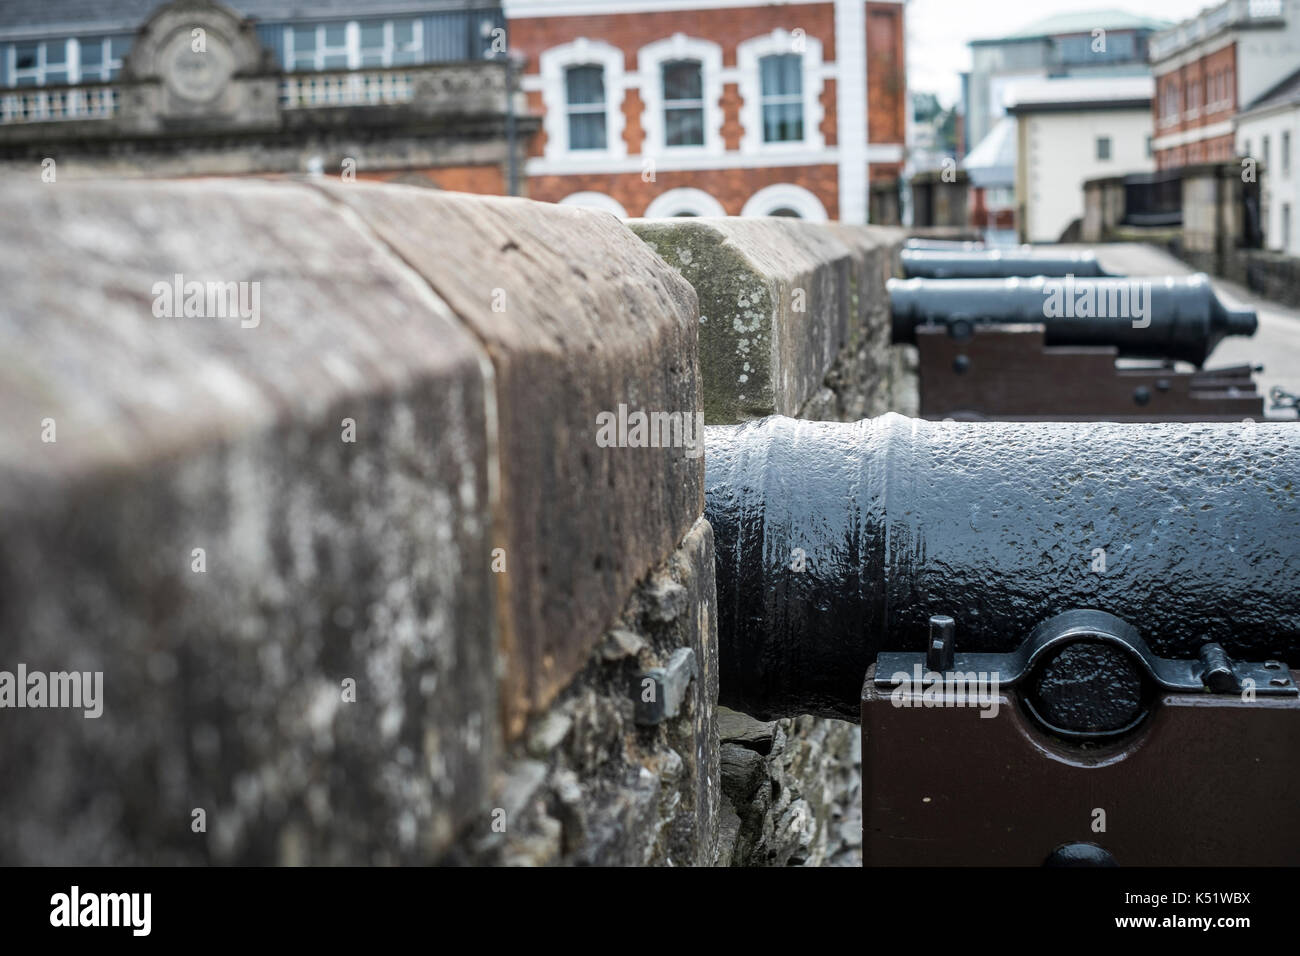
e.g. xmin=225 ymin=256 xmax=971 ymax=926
xmin=558 ymin=191 xmax=628 ymax=218
xmin=644 ymin=187 xmax=727 ymax=218
xmin=741 ymin=183 xmax=828 ymax=221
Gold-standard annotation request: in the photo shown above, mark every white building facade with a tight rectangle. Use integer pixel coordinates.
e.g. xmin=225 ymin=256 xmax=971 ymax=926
xmin=1236 ymin=69 xmax=1300 ymax=253
xmin=1007 ymin=76 xmax=1155 ymax=243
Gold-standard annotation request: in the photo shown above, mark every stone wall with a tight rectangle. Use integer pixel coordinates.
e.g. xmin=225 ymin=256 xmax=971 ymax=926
xmin=1081 ymin=163 xmax=1300 ymax=308
xmin=910 ymin=170 xmax=970 ymax=228
xmin=626 ymin=216 xmax=911 ymax=866
xmin=0 ymin=178 xmax=912 ymax=865
xmin=1238 ymin=250 xmax=1300 ymax=309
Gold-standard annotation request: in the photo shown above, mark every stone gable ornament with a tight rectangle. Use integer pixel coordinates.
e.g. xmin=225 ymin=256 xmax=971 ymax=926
xmin=119 ymin=0 xmax=279 ymax=132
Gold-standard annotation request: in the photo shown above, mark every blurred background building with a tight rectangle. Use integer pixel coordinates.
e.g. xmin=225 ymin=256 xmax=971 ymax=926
xmin=940 ymin=8 xmax=1167 ymax=242
xmin=1236 ymin=66 xmax=1299 ymax=253
xmin=0 ymin=0 xmax=909 ymax=223
xmin=0 ymin=0 xmax=528 ymax=190
xmin=1007 ymin=74 xmax=1154 ymax=242
xmin=1150 ymin=0 xmax=1299 ymax=169
xmin=962 ymin=9 xmax=1168 ymax=157
xmin=505 ymin=0 xmax=907 ymax=222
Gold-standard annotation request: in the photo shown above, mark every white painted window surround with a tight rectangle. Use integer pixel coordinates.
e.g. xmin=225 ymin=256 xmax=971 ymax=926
xmin=558 ymin=191 xmax=628 ymax=218
xmin=645 ymin=187 xmax=727 ymax=217
xmin=637 ymin=35 xmax=724 ymax=158
xmin=7 ymin=36 xmax=131 ymax=86
xmin=539 ymin=38 xmax=627 ymax=162
xmin=741 ymin=183 xmax=828 ymax=220
xmin=736 ymin=30 xmax=825 ymax=155
xmin=287 ymin=19 xmax=424 ymax=72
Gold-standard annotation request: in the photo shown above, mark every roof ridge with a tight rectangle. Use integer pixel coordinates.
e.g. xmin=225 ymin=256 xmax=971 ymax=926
xmin=1242 ymin=64 xmax=1300 ymax=112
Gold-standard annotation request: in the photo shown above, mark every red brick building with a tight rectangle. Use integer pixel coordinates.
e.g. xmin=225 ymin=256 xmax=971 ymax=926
xmin=1150 ymin=0 xmax=1300 ymax=169
xmin=505 ymin=0 xmax=906 ymax=222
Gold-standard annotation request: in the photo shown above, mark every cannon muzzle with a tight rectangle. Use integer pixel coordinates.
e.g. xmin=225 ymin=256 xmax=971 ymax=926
xmin=888 ymin=274 xmax=1257 ymax=367
xmin=704 ymin=414 xmax=1300 ymax=721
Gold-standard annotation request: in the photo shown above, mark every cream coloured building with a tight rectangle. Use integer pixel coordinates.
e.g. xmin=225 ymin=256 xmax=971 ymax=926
xmin=1007 ymin=75 xmax=1155 ymax=242
xmin=1236 ymin=67 xmax=1300 ymax=253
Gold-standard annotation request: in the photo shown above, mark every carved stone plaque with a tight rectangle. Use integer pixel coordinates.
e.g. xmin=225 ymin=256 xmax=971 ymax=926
xmin=162 ymin=30 xmax=235 ymax=103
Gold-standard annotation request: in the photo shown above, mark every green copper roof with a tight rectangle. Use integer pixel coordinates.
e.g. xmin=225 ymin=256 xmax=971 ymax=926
xmin=974 ymin=8 xmax=1173 ymax=44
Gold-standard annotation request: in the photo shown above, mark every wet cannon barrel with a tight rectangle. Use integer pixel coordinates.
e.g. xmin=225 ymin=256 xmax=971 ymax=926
xmin=704 ymin=413 xmax=1300 ymax=722
xmin=888 ymin=274 xmax=1258 ymax=367
xmin=900 ymin=248 xmax=1112 ymax=279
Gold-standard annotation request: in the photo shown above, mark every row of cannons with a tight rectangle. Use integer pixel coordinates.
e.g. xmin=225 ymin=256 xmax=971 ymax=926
xmin=705 ymin=239 xmax=1299 ymax=865
xmin=892 ymin=238 xmax=1269 ymax=421
xmin=1 ymin=179 xmax=1294 ymax=869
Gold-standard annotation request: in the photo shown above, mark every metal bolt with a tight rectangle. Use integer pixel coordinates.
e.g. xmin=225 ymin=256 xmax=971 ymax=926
xmin=927 ymin=615 xmax=955 ymax=671
xmin=1199 ymin=642 xmax=1239 ymax=693
xmin=634 ymin=647 xmax=698 ymax=725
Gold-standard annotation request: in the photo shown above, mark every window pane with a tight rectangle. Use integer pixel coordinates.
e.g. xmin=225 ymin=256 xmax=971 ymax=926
xmin=111 ymin=36 xmax=131 ymax=59
xmin=475 ymin=15 xmax=500 ymax=58
xmin=663 ymin=59 xmax=701 ymax=101
xmin=44 ymin=70 xmax=69 ymax=85
xmin=322 ymin=53 xmax=348 ymax=69
xmin=324 ymin=24 xmax=346 ymax=47
xmin=81 ymin=39 xmax=104 ymax=66
xmin=565 ymin=65 xmax=604 ymax=105
xmin=568 ymin=111 xmax=607 ymax=150
xmin=293 ymin=26 xmax=316 ymax=53
xmin=393 ymin=20 xmax=416 ymax=46
xmin=360 ymin=22 xmax=384 ymax=49
xmin=761 ymin=54 xmax=801 ymax=96
xmin=46 ymin=41 xmax=67 ymax=66
xmin=15 ymin=43 xmax=38 ymax=71
xmin=666 ymin=107 xmax=704 ymax=146
xmin=392 ymin=49 xmax=420 ymax=65
xmin=763 ymin=102 xmax=803 ymax=142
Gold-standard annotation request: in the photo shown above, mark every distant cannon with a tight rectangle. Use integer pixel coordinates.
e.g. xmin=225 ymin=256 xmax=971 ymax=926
xmin=903 ymin=238 xmax=985 ymax=251
xmin=900 ymin=248 xmax=1112 ymax=279
xmin=888 ymin=274 xmax=1257 ymax=367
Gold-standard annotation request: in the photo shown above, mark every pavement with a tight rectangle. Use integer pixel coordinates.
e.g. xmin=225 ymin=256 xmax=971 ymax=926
xmin=1062 ymin=243 xmax=1300 ymax=420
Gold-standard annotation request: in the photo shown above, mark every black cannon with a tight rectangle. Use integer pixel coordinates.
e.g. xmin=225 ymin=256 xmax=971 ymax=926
xmin=704 ymin=413 xmax=1297 ymax=720
xmin=900 ymin=248 xmax=1112 ymax=279
xmin=889 ymin=274 xmax=1257 ymax=367
xmin=704 ymin=414 xmax=1300 ymax=864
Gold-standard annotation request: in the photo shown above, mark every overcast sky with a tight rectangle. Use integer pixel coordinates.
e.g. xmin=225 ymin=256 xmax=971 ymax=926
xmin=908 ymin=0 xmax=1220 ymax=107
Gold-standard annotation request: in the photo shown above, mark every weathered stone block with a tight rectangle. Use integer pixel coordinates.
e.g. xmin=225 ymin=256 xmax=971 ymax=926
xmin=314 ymin=183 xmax=703 ymax=738
xmin=452 ymin=517 xmax=718 ymax=866
xmin=0 ymin=178 xmax=706 ymax=865
xmin=0 ymin=178 xmax=496 ymax=863
xmin=630 ymin=217 xmax=905 ymax=425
